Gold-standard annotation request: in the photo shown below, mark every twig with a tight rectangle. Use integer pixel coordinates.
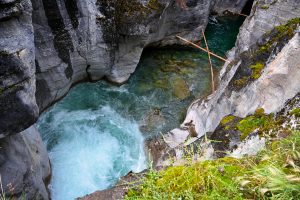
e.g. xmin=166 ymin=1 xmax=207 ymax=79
xmin=176 ymin=36 xmax=229 ymax=63
xmin=237 ymin=13 xmax=248 ymax=17
xmin=201 ymin=30 xmax=215 ymax=92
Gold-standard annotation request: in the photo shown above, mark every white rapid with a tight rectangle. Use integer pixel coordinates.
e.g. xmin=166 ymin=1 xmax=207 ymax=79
xmin=38 ymin=105 xmax=146 ymax=200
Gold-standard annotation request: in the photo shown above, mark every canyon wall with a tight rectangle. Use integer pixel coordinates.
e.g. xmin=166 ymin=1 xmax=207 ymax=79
xmin=0 ymin=0 xmax=273 ymax=199
xmin=32 ymin=0 xmax=215 ymax=111
xmin=165 ymin=0 xmax=300 ymax=151
xmin=0 ymin=1 xmax=50 ymax=198
xmin=6 ymin=0 xmax=300 ymax=198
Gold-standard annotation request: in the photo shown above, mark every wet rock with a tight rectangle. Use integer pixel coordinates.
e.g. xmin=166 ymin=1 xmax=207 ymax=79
xmin=78 ymin=170 xmax=147 ymax=200
xmin=32 ymin=0 xmax=212 ymax=111
xmin=139 ymin=108 xmax=166 ymax=134
xmin=0 ymin=125 xmax=51 ymax=200
xmin=172 ymin=76 xmax=191 ymax=100
xmin=212 ymin=0 xmax=251 ymax=15
xmin=145 ymin=136 xmax=175 ymax=168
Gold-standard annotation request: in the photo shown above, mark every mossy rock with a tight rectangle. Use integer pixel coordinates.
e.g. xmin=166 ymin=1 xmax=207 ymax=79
xmin=260 ymin=5 xmax=269 ymax=9
xmin=154 ymin=78 xmax=169 ymax=90
xmin=147 ymin=0 xmax=164 ymax=10
xmin=172 ymin=77 xmax=190 ymax=100
xmin=220 ymin=115 xmax=236 ymax=125
xmin=229 ymin=18 xmax=300 ymax=91
xmin=233 ymin=76 xmax=248 ymax=87
xmin=126 ymin=131 xmax=300 ymax=200
xmin=290 ymin=108 xmax=300 ymax=118
xmin=250 ymin=62 xmax=264 ymax=79
xmin=211 ymin=107 xmax=284 ymax=151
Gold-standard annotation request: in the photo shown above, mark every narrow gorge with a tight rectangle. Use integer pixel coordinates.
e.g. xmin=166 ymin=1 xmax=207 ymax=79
xmin=0 ymin=0 xmax=299 ymax=200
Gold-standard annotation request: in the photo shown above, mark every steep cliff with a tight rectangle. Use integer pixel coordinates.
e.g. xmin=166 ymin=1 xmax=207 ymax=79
xmin=0 ymin=125 xmax=51 ymax=199
xmin=0 ymin=0 xmax=227 ymax=198
xmin=4 ymin=0 xmax=298 ymax=199
xmin=164 ymin=0 xmax=300 ymax=158
xmin=0 ymin=1 xmax=51 ymax=199
xmin=0 ymin=0 xmax=38 ymax=137
xmin=32 ymin=0 xmax=214 ymax=111
xmin=212 ymin=0 xmax=251 ymax=15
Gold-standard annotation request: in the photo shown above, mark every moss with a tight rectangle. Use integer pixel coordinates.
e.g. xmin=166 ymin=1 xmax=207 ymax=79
xmin=221 ymin=115 xmax=236 ymax=125
xmin=126 ymin=131 xmax=300 ymax=200
xmin=250 ymin=62 xmax=264 ymax=79
xmin=230 ymin=18 xmax=300 ymax=90
xmin=254 ymin=108 xmax=265 ymax=116
xmin=290 ymin=108 xmax=300 ymax=118
xmin=218 ymin=108 xmax=282 ymax=140
xmin=260 ymin=5 xmax=269 ymax=9
xmin=236 ymin=111 xmax=284 ymax=140
xmin=259 ymin=18 xmax=300 ymax=54
xmin=233 ymin=76 xmax=248 ymax=87
xmin=147 ymin=0 xmax=164 ymax=10
xmin=237 ymin=116 xmax=267 ymax=140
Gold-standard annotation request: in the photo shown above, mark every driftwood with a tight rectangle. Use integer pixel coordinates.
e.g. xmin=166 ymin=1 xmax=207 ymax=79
xmin=237 ymin=13 xmax=248 ymax=17
xmin=176 ymin=35 xmax=229 ymax=63
xmin=201 ymin=30 xmax=215 ymax=92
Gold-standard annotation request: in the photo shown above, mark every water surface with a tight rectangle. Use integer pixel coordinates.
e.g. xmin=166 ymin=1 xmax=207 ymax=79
xmin=37 ymin=15 xmax=245 ymax=200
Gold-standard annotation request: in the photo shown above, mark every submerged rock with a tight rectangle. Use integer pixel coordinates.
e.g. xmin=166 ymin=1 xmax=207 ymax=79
xmin=139 ymin=108 xmax=166 ymax=134
xmin=172 ymin=76 xmax=191 ymax=100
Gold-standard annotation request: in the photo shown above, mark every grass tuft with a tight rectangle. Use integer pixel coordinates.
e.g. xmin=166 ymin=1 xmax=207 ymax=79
xmin=126 ymin=131 xmax=300 ymax=200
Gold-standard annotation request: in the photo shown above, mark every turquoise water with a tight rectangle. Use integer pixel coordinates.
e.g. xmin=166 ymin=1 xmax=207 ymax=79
xmin=37 ymin=16 xmax=245 ymax=200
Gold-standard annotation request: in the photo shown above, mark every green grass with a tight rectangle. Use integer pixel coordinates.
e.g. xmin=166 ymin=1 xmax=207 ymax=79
xmin=126 ymin=131 xmax=300 ymax=200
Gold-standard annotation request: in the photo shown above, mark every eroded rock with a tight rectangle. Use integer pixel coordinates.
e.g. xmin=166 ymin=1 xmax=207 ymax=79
xmin=0 ymin=125 xmax=51 ymax=199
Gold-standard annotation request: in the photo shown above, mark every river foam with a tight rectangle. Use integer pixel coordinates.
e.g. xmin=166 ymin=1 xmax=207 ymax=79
xmin=38 ymin=106 xmax=146 ymax=200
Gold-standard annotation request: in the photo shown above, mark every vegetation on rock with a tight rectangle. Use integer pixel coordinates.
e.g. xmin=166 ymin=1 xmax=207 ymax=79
xmin=126 ymin=130 xmax=300 ymax=200
xmin=230 ymin=18 xmax=300 ymax=90
xmin=290 ymin=108 xmax=300 ymax=118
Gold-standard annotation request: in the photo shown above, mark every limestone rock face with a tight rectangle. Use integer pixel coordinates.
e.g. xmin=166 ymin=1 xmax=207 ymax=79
xmin=212 ymin=0 xmax=250 ymax=15
xmin=0 ymin=125 xmax=51 ymax=199
xmin=166 ymin=0 xmax=300 ymax=150
xmin=0 ymin=1 xmax=50 ymax=199
xmin=235 ymin=0 xmax=300 ymax=54
xmin=188 ymin=30 xmax=300 ymax=136
xmin=32 ymin=0 xmax=212 ymax=111
xmin=0 ymin=0 xmax=221 ymax=198
xmin=0 ymin=0 xmax=38 ymax=137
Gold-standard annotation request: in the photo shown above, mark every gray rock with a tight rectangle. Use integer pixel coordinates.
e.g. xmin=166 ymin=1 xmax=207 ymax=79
xmin=0 ymin=125 xmax=51 ymax=200
xmin=0 ymin=0 xmax=38 ymax=137
xmin=212 ymin=0 xmax=250 ymax=15
xmin=235 ymin=0 xmax=300 ymax=54
xmin=165 ymin=1 xmax=300 ymax=149
xmin=32 ymin=0 xmax=212 ymax=110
